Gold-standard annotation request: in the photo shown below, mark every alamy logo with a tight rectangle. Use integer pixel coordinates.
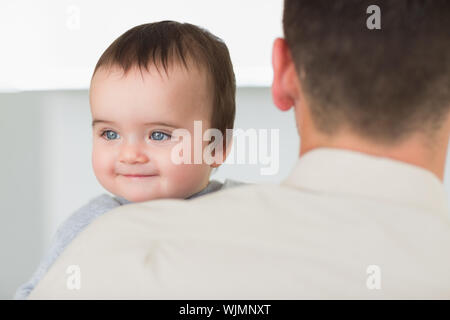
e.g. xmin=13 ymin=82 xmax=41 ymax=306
xmin=366 ymin=5 xmax=381 ymax=30
xmin=170 ymin=121 xmax=280 ymax=175
xmin=366 ymin=265 xmax=382 ymax=290
xmin=66 ymin=5 xmax=81 ymax=31
xmin=66 ymin=264 xmax=81 ymax=290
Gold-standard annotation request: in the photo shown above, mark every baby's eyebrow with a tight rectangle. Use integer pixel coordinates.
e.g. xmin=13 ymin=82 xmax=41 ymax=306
xmin=91 ymin=119 xmax=179 ymax=128
xmin=92 ymin=119 xmax=115 ymax=127
xmin=144 ymin=121 xmax=180 ymax=128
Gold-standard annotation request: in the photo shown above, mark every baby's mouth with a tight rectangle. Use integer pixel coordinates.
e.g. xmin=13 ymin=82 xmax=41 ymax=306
xmin=120 ymin=173 xmax=158 ymax=179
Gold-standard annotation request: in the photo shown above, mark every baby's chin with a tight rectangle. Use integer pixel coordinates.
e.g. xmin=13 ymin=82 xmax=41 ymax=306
xmin=107 ymin=181 xmax=201 ymax=202
xmin=115 ymin=189 xmax=189 ymax=203
xmin=118 ymin=192 xmax=167 ymax=203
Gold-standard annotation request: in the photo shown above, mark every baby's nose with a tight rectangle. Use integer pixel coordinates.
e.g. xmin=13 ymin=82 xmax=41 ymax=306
xmin=118 ymin=143 xmax=149 ymax=164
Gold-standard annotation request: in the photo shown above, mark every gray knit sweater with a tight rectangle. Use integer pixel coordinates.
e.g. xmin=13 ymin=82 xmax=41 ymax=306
xmin=14 ymin=179 xmax=244 ymax=299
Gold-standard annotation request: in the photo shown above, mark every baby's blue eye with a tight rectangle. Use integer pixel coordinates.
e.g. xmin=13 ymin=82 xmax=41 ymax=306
xmin=103 ymin=130 xmax=120 ymax=140
xmin=150 ymin=131 xmax=170 ymax=141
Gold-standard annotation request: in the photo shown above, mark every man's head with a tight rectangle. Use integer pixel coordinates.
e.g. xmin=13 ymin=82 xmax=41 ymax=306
xmin=273 ymin=0 xmax=450 ymax=178
xmin=90 ymin=21 xmax=235 ymax=202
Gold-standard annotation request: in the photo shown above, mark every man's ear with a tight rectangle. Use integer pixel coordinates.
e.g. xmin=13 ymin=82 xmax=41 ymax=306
xmin=272 ymin=38 xmax=299 ymax=111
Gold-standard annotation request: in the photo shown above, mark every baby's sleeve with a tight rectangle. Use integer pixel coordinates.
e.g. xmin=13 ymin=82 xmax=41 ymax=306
xmin=13 ymin=194 xmax=123 ymax=300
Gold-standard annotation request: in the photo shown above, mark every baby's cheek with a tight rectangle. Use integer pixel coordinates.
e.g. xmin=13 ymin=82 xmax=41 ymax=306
xmin=168 ymin=163 xmax=210 ymax=195
xmin=169 ymin=163 xmax=195 ymax=183
xmin=92 ymin=146 xmax=114 ymax=182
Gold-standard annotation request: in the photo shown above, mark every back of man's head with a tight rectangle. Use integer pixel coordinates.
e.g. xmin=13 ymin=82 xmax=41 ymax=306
xmin=283 ymin=0 xmax=450 ymax=144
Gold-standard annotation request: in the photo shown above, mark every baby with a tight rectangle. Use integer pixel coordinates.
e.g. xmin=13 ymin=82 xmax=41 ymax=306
xmin=15 ymin=21 xmax=241 ymax=299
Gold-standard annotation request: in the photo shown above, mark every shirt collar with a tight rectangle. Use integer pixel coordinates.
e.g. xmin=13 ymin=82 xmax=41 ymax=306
xmin=282 ymin=148 xmax=449 ymax=215
xmin=186 ymin=180 xmax=223 ymax=200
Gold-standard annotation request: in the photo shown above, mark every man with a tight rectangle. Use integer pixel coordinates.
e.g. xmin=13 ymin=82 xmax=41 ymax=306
xmin=29 ymin=0 xmax=450 ymax=299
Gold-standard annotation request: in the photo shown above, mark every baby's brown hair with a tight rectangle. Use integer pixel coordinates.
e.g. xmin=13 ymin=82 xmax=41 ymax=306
xmin=93 ymin=21 xmax=236 ymax=140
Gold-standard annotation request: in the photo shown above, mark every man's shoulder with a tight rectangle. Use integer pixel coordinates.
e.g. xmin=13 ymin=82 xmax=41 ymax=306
xmin=29 ymin=182 xmax=450 ymax=299
xmin=138 ymin=182 xmax=280 ymax=213
xmin=99 ymin=182 xmax=292 ymax=238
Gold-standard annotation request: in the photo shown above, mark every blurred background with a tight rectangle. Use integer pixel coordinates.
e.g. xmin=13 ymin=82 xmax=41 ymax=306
xmin=0 ymin=0 xmax=449 ymax=299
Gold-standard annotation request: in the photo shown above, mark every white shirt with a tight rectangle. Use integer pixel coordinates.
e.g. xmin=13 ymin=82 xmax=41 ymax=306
xmin=29 ymin=148 xmax=450 ymax=299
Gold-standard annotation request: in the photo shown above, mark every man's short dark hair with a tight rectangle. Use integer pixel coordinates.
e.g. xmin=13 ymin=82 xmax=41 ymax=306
xmin=93 ymin=21 xmax=236 ymax=138
xmin=283 ymin=0 xmax=450 ymax=143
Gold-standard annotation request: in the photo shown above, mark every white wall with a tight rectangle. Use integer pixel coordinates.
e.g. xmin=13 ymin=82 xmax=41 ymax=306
xmin=0 ymin=0 xmax=283 ymax=91
xmin=0 ymin=93 xmax=46 ymax=299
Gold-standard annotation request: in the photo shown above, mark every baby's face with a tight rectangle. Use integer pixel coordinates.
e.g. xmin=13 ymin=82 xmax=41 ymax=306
xmin=90 ymin=62 xmax=214 ymax=202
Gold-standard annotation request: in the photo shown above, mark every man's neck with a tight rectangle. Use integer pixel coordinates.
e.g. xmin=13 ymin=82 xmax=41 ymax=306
xmin=299 ymin=131 xmax=449 ymax=181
